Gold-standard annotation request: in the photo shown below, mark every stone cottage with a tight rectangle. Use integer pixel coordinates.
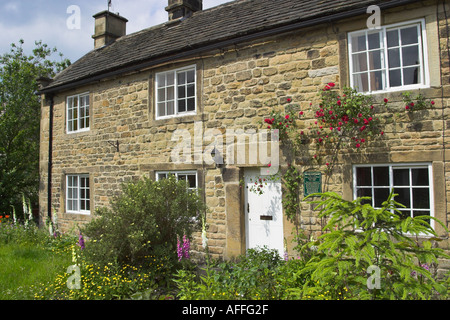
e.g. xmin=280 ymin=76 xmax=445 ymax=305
xmin=38 ymin=0 xmax=450 ymax=271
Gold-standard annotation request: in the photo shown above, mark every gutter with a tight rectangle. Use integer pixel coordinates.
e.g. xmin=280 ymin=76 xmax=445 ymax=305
xmin=39 ymin=0 xmax=421 ymax=95
xmin=47 ymin=94 xmax=54 ymax=221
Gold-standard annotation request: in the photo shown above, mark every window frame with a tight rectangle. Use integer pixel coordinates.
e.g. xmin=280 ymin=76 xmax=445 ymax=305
xmin=66 ymin=92 xmax=90 ymax=134
xmin=155 ymin=170 xmax=198 ymax=191
xmin=352 ymin=163 xmax=434 ymax=228
xmin=348 ymin=19 xmax=430 ymax=94
xmin=155 ymin=65 xmax=197 ymax=120
xmin=66 ymin=174 xmax=91 ymax=215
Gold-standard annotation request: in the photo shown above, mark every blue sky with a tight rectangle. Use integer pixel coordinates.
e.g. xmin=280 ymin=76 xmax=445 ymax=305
xmin=0 ymin=0 xmax=231 ymax=63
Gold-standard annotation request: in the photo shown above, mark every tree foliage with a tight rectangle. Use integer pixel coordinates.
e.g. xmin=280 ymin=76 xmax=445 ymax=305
xmin=0 ymin=40 xmax=70 ymax=216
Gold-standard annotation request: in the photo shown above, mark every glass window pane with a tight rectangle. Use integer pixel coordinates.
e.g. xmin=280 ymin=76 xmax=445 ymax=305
xmin=369 ymin=71 xmax=383 ymax=91
xmin=374 ymin=188 xmax=390 ymax=207
xmin=402 ymin=46 xmax=419 ymax=66
xmin=352 ymin=52 xmax=368 ymax=72
xmin=369 ymin=50 xmax=382 ymax=70
xmin=412 ymin=168 xmax=429 ymax=186
xmin=398 ymin=210 xmax=411 ymax=219
xmin=157 ymin=73 xmax=166 ymax=88
xmin=373 ymin=167 xmax=389 ymax=186
xmin=413 ymin=211 xmax=430 ymax=223
xmin=187 ymin=174 xmax=197 ymax=188
xmin=368 ymin=32 xmax=380 ymax=50
xmin=167 ymin=72 xmax=174 ymax=86
xmin=167 ymin=101 xmax=175 ymax=115
xmin=187 ymin=84 xmax=195 ymax=98
xmin=388 ymin=48 xmax=400 ymax=68
xmin=157 ymin=173 xmax=167 ymax=180
xmin=403 ymin=66 xmax=419 ymax=85
xmin=387 ymin=30 xmax=399 ymax=47
xmin=394 ymin=168 xmax=409 ymax=186
xmin=158 ymin=103 xmax=166 ymax=117
xmin=394 ymin=188 xmax=411 ymax=208
xmin=177 ymin=72 xmax=186 ymax=85
xmin=413 ymin=188 xmax=430 ymax=209
xmin=357 ymin=188 xmax=372 ymax=205
xmin=158 ymin=88 xmax=166 ymax=102
xmin=401 ymin=26 xmax=418 ymax=45
xmin=178 ymin=86 xmax=186 ymax=99
xmin=167 ymin=86 xmax=174 ymax=101
xmin=178 ymin=100 xmax=186 ymax=113
xmin=187 ymin=98 xmax=195 ymax=111
xmin=187 ymin=70 xmax=195 ymax=83
xmin=353 ymin=73 xmax=369 ymax=92
xmin=352 ymin=34 xmax=367 ymax=52
xmin=356 ymin=167 xmax=372 ymax=186
xmin=389 ymin=69 xmax=402 ymax=87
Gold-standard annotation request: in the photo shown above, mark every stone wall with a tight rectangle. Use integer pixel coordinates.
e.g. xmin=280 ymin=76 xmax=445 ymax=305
xmin=40 ymin=1 xmax=450 ymax=265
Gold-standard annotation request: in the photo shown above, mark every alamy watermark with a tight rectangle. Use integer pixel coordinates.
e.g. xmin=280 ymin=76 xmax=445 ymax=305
xmin=66 ymin=5 xmax=81 ymax=30
xmin=170 ymin=122 xmax=280 ymax=176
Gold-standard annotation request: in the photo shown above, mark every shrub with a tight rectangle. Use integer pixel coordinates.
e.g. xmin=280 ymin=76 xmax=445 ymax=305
xmin=293 ymin=191 xmax=450 ymax=300
xmin=82 ymin=176 xmax=206 ymax=274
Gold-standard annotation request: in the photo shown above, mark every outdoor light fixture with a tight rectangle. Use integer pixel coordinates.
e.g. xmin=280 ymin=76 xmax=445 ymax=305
xmin=211 ymin=147 xmax=224 ymax=169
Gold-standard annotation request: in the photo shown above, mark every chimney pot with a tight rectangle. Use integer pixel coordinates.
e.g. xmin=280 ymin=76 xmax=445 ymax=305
xmin=166 ymin=0 xmax=202 ymax=21
xmin=92 ymin=11 xmax=128 ymax=49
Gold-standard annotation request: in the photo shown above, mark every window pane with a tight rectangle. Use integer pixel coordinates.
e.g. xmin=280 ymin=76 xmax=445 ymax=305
xmin=401 ymin=26 xmax=418 ymax=45
xmin=356 ymin=167 xmax=371 ymax=186
xmin=402 ymin=46 xmax=419 ymax=66
xmin=413 ymin=188 xmax=430 ymax=209
xmin=353 ymin=53 xmax=368 ymax=72
xmin=187 ymin=98 xmax=195 ymax=111
xmin=351 ymin=34 xmax=366 ymax=52
xmin=178 ymin=100 xmax=186 ymax=113
xmin=369 ymin=50 xmax=382 ymax=70
xmin=412 ymin=168 xmax=429 ymax=186
xmin=373 ymin=167 xmax=389 ymax=186
xmin=158 ymin=88 xmax=166 ymax=102
xmin=398 ymin=210 xmax=411 ymax=219
xmin=369 ymin=71 xmax=383 ymax=91
xmin=177 ymin=72 xmax=186 ymax=85
xmin=394 ymin=188 xmax=411 ymax=208
xmin=403 ymin=66 xmax=419 ymax=85
xmin=374 ymin=188 xmax=390 ymax=207
xmin=178 ymin=86 xmax=186 ymax=99
xmin=387 ymin=30 xmax=399 ymax=47
xmin=167 ymin=101 xmax=175 ymax=115
xmin=167 ymin=86 xmax=174 ymax=101
xmin=158 ymin=103 xmax=166 ymax=117
xmin=157 ymin=73 xmax=166 ymax=88
xmin=394 ymin=169 xmax=409 ymax=186
xmin=167 ymin=72 xmax=174 ymax=86
xmin=413 ymin=211 xmax=430 ymax=223
xmin=357 ymin=188 xmax=372 ymax=205
xmin=368 ymin=32 xmax=381 ymax=49
xmin=187 ymin=70 xmax=195 ymax=83
xmin=388 ymin=48 xmax=400 ymax=68
xmin=389 ymin=69 xmax=402 ymax=87
xmin=157 ymin=173 xmax=167 ymax=180
xmin=187 ymin=174 xmax=197 ymax=188
xmin=187 ymin=84 xmax=195 ymax=98
xmin=353 ymin=73 xmax=369 ymax=92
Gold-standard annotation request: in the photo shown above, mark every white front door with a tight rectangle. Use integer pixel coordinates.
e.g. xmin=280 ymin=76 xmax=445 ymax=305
xmin=244 ymin=168 xmax=284 ymax=256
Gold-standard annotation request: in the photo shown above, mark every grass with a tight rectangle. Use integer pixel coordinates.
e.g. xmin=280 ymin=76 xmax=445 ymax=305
xmin=0 ymin=241 xmax=72 ymax=300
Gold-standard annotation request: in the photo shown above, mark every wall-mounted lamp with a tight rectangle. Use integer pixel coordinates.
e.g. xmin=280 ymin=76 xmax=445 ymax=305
xmin=211 ymin=147 xmax=224 ymax=169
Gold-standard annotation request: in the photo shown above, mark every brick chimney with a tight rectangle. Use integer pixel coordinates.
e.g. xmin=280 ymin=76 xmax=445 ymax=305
xmin=165 ymin=0 xmax=202 ymax=21
xmin=92 ymin=10 xmax=128 ymax=49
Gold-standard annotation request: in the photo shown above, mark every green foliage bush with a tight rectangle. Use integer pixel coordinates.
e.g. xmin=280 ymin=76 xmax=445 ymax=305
xmin=82 ymin=176 xmax=206 ymax=274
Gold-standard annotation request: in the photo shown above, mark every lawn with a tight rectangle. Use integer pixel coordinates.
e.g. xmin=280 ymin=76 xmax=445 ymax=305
xmin=0 ymin=239 xmax=72 ymax=300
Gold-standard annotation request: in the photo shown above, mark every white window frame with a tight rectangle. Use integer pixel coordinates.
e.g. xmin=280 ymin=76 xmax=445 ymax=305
xmin=155 ymin=171 xmax=198 ymax=191
xmin=155 ymin=65 xmax=197 ymax=120
xmin=353 ymin=163 xmax=434 ymax=229
xmin=348 ymin=19 xmax=430 ymax=94
xmin=66 ymin=174 xmax=91 ymax=215
xmin=66 ymin=92 xmax=90 ymax=134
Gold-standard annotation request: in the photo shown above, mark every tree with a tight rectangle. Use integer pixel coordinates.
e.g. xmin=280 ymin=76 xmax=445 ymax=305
xmin=0 ymin=39 xmax=70 ymax=217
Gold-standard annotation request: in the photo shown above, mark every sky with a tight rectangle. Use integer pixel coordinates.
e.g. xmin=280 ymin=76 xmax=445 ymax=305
xmin=0 ymin=0 xmax=232 ymax=63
